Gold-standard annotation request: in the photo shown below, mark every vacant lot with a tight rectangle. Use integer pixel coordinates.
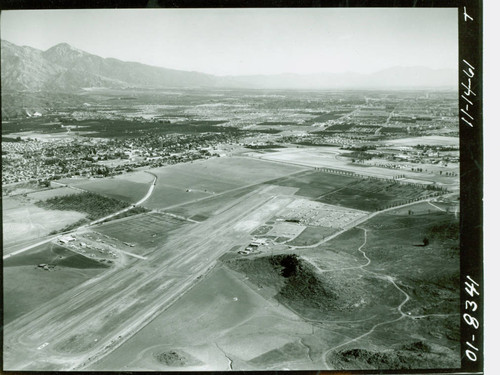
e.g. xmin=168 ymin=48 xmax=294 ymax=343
xmin=4 ymin=242 xmax=109 ymax=324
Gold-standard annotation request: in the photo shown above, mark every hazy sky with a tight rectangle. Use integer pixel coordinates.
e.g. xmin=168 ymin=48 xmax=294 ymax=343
xmin=1 ymin=8 xmax=458 ymax=76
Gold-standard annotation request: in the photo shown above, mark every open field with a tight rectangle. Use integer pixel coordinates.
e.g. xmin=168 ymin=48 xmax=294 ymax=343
xmin=2 ymin=181 xmax=50 ymax=196
xmin=4 ymin=242 xmax=109 ymax=324
xmin=167 ymin=185 xmax=259 ymax=221
xmin=2 ymin=196 xmax=86 ymax=251
xmin=143 ymin=157 xmax=305 ymax=209
xmin=287 ymin=226 xmax=339 ymax=246
xmin=269 ymin=171 xmax=360 ymax=199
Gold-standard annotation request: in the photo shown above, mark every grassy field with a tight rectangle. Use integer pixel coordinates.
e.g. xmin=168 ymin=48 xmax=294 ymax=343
xmin=287 ymin=226 xmax=338 ymax=246
xmin=166 ymin=185 xmax=258 ymax=220
xmin=142 ymin=185 xmax=211 ymax=210
xmin=4 ymin=242 xmax=109 ymax=324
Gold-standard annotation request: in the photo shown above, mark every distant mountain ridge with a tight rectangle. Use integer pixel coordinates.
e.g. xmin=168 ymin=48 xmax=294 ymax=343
xmin=1 ymin=40 xmax=457 ymax=91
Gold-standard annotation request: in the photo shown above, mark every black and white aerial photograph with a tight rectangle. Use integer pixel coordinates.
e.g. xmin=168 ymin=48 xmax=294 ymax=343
xmin=1 ymin=7 xmax=471 ymax=372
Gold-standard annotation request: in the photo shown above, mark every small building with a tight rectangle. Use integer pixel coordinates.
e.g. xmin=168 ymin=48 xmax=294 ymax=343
xmin=59 ymin=235 xmax=76 ymax=244
xmin=251 ymin=238 xmax=267 ymax=246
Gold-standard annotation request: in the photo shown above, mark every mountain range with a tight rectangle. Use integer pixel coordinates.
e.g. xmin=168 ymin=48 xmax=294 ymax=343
xmin=1 ymin=40 xmax=457 ymax=91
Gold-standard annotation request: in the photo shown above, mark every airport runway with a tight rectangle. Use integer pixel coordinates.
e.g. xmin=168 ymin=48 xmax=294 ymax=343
xmin=3 ymin=186 xmax=292 ymax=370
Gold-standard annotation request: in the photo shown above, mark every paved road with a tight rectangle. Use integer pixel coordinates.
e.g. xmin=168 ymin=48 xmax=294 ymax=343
xmin=3 ymin=236 xmax=59 ymax=260
xmin=3 ymin=186 xmax=290 ymax=370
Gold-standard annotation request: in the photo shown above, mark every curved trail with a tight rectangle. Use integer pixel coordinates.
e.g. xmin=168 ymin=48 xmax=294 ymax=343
xmin=215 ymin=342 xmax=234 ymax=370
xmin=319 ymin=229 xmax=413 ymax=369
